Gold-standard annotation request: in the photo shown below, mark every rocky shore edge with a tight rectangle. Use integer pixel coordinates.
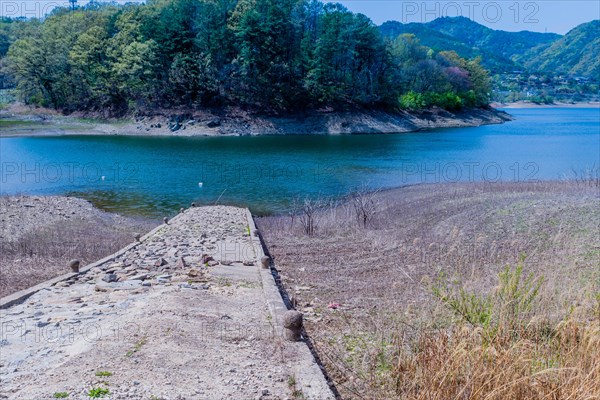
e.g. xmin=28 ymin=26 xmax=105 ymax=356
xmin=1 ymin=105 xmax=513 ymax=137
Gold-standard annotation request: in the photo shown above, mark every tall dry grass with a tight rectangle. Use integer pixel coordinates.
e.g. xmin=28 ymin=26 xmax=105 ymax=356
xmin=391 ymin=264 xmax=600 ymax=400
xmin=308 ymin=266 xmax=599 ymax=400
xmin=258 ymin=181 xmax=600 ymax=399
xmin=393 ymin=319 xmax=599 ymax=400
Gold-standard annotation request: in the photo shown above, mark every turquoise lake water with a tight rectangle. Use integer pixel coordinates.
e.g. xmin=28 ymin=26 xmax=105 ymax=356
xmin=1 ymin=108 xmax=598 ymax=216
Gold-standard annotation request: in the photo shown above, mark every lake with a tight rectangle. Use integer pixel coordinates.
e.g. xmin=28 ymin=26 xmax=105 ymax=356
xmin=1 ymin=108 xmax=598 ymax=216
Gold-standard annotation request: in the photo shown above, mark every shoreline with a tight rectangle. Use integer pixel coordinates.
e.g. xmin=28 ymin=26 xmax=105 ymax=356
xmin=491 ymin=101 xmax=600 ymax=109
xmin=2 ymin=179 xmax=597 ymax=297
xmin=0 ymin=105 xmax=513 ymax=137
xmin=2 ymin=186 xmax=596 ymax=398
xmin=2 ymin=180 xmax=593 ymax=280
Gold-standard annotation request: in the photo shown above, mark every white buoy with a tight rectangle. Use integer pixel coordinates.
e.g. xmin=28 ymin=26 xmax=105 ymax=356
xmin=198 ymin=182 xmax=203 ymax=188
xmin=101 ymin=176 xmax=106 ymax=181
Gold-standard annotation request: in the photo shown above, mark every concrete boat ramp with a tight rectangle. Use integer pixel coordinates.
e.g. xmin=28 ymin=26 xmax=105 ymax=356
xmin=0 ymin=206 xmax=334 ymax=400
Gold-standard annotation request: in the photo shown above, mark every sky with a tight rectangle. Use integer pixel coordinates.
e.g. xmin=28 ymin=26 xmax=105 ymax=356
xmin=1 ymin=0 xmax=599 ymax=35
xmin=330 ymin=0 xmax=600 ymax=34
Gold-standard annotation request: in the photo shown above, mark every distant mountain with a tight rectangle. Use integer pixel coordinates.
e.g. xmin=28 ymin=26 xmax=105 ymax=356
xmin=425 ymin=17 xmax=560 ymax=61
xmin=380 ymin=16 xmax=578 ymax=76
xmin=379 ymin=21 xmax=518 ymax=73
xmin=519 ymin=20 xmax=600 ymax=78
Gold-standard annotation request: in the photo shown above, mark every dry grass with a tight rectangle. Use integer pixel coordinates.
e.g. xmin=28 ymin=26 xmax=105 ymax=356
xmin=0 ymin=196 xmax=154 ymax=297
xmin=258 ymin=181 xmax=600 ymax=399
xmin=392 ymin=318 xmax=599 ymax=400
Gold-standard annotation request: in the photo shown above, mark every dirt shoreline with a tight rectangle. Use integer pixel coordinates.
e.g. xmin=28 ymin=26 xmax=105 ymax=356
xmin=0 ymin=104 xmax=513 ymax=137
xmin=2 ymin=182 xmax=598 ymax=399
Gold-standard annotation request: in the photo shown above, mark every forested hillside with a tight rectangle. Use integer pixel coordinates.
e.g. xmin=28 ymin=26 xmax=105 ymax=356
xmin=425 ymin=17 xmax=561 ymax=63
xmin=379 ymin=21 xmax=516 ymax=73
xmin=381 ymin=16 xmax=599 ymax=80
xmin=519 ymin=20 xmax=600 ymax=78
xmin=0 ymin=0 xmax=490 ymax=116
xmin=380 ymin=17 xmax=561 ymax=74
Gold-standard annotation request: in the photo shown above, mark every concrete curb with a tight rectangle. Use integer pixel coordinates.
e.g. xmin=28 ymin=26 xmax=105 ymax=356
xmin=246 ymin=210 xmax=336 ymax=400
xmin=0 ymin=211 xmax=184 ymax=310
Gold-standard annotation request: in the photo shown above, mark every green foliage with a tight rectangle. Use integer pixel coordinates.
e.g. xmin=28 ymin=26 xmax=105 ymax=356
xmin=0 ymin=17 xmax=15 ymax=58
xmin=381 ymin=17 xmax=599 ymax=80
xmin=304 ymin=5 xmax=391 ymax=105
xmin=399 ymin=91 xmax=463 ymax=110
xmin=428 ymin=17 xmax=560 ymax=65
xmin=53 ymin=393 xmax=69 ymax=399
xmin=381 ymin=20 xmax=515 ymax=74
xmin=287 ymin=375 xmax=297 ymax=387
xmin=529 ymin=94 xmax=555 ymax=105
xmin=87 ymin=388 xmax=110 ymax=398
xmin=496 ymin=261 xmax=543 ymax=331
xmin=126 ymin=336 xmax=147 ymax=357
xmin=431 ymin=273 xmax=493 ymax=328
xmin=432 ymin=259 xmax=543 ymax=343
xmin=2 ymin=1 xmax=493 ymax=114
xmin=94 ymin=371 xmax=113 ymax=377
xmin=398 ymin=91 xmax=425 ymax=110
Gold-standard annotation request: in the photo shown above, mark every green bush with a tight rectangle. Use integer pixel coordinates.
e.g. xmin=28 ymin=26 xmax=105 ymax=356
xmin=432 ymin=259 xmax=543 ymax=343
xmin=399 ymin=91 xmax=426 ymax=110
xmin=426 ymin=92 xmax=463 ymax=110
xmin=399 ymin=91 xmax=463 ymax=111
xmin=530 ymin=95 xmax=554 ymax=104
xmin=459 ymin=90 xmax=478 ymax=107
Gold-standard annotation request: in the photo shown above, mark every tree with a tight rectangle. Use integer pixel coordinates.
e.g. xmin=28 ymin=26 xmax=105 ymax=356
xmin=228 ymin=0 xmax=298 ymax=109
xmin=3 ymin=0 xmax=493 ymax=114
xmin=439 ymin=51 xmax=491 ymax=106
